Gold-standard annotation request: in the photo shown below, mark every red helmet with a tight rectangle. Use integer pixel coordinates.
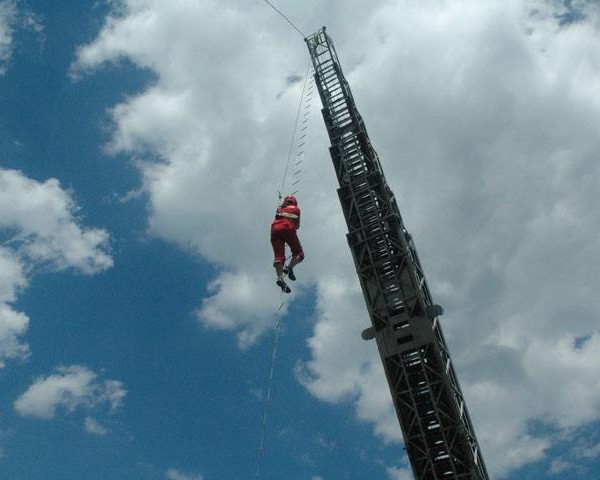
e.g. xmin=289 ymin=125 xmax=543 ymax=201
xmin=283 ymin=195 xmax=297 ymax=205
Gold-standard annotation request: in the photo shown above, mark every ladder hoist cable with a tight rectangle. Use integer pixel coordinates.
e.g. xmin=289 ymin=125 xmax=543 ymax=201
xmin=279 ymin=63 xmax=314 ymax=200
xmin=290 ymin=76 xmax=315 ymax=196
xmin=256 ymin=5 xmax=313 ymax=476
xmin=261 ymin=0 xmax=306 ymax=38
xmin=255 ymin=299 xmax=286 ymax=480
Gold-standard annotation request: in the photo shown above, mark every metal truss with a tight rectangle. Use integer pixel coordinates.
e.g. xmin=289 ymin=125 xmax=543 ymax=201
xmin=305 ymin=27 xmax=489 ymax=480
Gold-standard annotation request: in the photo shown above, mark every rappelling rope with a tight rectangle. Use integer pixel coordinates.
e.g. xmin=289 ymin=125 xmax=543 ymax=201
xmin=279 ymin=63 xmax=314 ymax=201
xmin=255 ymin=298 xmax=286 ymax=480
xmin=257 ymin=5 xmax=311 ymax=476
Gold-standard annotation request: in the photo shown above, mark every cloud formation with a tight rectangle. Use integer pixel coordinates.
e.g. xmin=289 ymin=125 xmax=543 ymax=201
xmin=84 ymin=416 xmax=109 ymax=436
xmin=0 ymin=247 xmax=29 ymax=367
xmin=72 ymin=0 xmax=317 ymax=347
xmin=0 ymin=168 xmax=113 ymax=274
xmin=0 ymin=0 xmax=43 ymax=76
xmin=0 ymin=0 xmax=16 ymax=74
xmin=0 ymin=168 xmax=113 ymax=367
xmin=13 ymin=365 xmax=126 ymax=420
xmin=166 ymin=469 xmax=203 ymax=480
xmin=72 ymin=0 xmax=600 ymax=477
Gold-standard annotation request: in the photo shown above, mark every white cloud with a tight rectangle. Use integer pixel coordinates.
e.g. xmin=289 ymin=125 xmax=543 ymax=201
xmin=0 ymin=0 xmax=43 ymax=76
xmin=197 ymin=271 xmax=289 ymax=348
xmin=73 ymin=0 xmax=600 ymax=477
xmin=549 ymin=458 xmax=570 ymax=475
xmin=0 ymin=301 xmax=29 ymax=368
xmin=165 ymin=468 xmax=203 ymax=480
xmin=574 ymin=441 xmax=600 ymax=460
xmin=14 ymin=365 xmax=126 ymax=421
xmin=71 ymin=0 xmax=321 ymax=346
xmin=0 ymin=0 xmax=16 ymax=75
xmin=0 ymin=168 xmax=113 ymax=274
xmin=84 ymin=417 xmax=109 ymax=436
xmin=0 ymin=247 xmax=29 ymax=367
xmin=547 ymin=434 xmax=600 ymax=475
xmin=0 ymin=168 xmax=113 ymax=368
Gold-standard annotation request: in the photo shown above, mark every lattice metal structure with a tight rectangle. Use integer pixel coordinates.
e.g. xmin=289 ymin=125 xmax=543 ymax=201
xmin=305 ymin=27 xmax=489 ymax=480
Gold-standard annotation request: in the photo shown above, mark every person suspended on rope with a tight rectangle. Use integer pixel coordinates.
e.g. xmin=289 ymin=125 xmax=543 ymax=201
xmin=270 ymin=195 xmax=304 ymax=293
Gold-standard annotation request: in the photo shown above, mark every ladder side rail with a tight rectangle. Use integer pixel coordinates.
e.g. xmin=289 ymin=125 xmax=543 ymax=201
xmin=407 ymin=233 xmax=490 ymax=479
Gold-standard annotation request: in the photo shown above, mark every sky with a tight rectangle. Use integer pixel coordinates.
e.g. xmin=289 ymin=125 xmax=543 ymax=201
xmin=1 ymin=0 xmax=600 ymax=479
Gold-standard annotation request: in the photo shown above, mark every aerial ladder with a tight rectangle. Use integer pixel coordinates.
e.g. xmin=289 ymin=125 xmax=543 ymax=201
xmin=305 ymin=27 xmax=490 ymax=480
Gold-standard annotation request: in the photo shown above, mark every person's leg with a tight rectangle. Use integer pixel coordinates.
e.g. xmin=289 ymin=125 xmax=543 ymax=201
xmin=284 ymin=231 xmax=304 ymax=281
xmin=275 ymin=266 xmax=291 ymax=293
xmin=271 ymin=231 xmax=291 ymax=293
xmin=274 ymin=261 xmax=284 ymax=278
xmin=271 ymin=231 xmax=285 ymax=271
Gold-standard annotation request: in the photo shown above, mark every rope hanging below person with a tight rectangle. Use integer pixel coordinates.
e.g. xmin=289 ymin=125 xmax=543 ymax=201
xmin=254 ymin=300 xmax=285 ymax=480
xmin=256 ymin=14 xmax=314 ymax=475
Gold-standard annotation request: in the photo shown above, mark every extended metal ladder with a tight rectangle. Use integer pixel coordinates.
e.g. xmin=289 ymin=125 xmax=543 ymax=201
xmin=305 ymin=27 xmax=489 ymax=480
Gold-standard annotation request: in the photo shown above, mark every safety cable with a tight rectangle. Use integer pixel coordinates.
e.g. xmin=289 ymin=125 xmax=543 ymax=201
xmin=279 ymin=63 xmax=314 ymax=200
xmin=289 ymin=75 xmax=314 ymax=196
xmin=255 ymin=299 xmax=286 ymax=480
xmin=257 ymin=5 xmax=310 ymax=475
xmin=261 ymin=0 xmax=306 ymax=38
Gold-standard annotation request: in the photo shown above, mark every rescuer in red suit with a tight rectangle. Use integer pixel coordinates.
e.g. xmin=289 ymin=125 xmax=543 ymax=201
xmin=270 ymin=195 xmax=304 ymax=293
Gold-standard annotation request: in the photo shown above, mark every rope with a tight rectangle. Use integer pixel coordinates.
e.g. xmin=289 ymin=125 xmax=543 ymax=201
xmin=255 ymin=300 xmax=286 ymax=480
xmin=279 ymin=63 xmax=314 ymax=200
xmin=261 ymin=0 xmax=306 ymax=38
xmin=256 ymin=6 xmax=311 ymax=469
xmin=290 ymin=73 xmax=314 ymax=196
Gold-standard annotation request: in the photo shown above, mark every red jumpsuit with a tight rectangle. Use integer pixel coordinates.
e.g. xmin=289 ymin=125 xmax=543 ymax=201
xmin=270 ymin=199 xmax=304 ymax=266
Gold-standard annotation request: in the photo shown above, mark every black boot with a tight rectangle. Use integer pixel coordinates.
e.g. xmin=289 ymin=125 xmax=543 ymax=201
xmin=276 ymin=278 xmax=291 ymax=293
xmin=284 ymin=266 xmax=296 ymax=281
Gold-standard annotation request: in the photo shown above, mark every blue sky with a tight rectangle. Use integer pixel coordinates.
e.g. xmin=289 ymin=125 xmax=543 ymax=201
xmin=1 ymin=1 xmax=600 ymax=479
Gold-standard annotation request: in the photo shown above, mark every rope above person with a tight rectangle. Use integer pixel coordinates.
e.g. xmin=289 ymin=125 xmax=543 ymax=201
xmin=270 ymin=195 xmax=305 ymax=293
